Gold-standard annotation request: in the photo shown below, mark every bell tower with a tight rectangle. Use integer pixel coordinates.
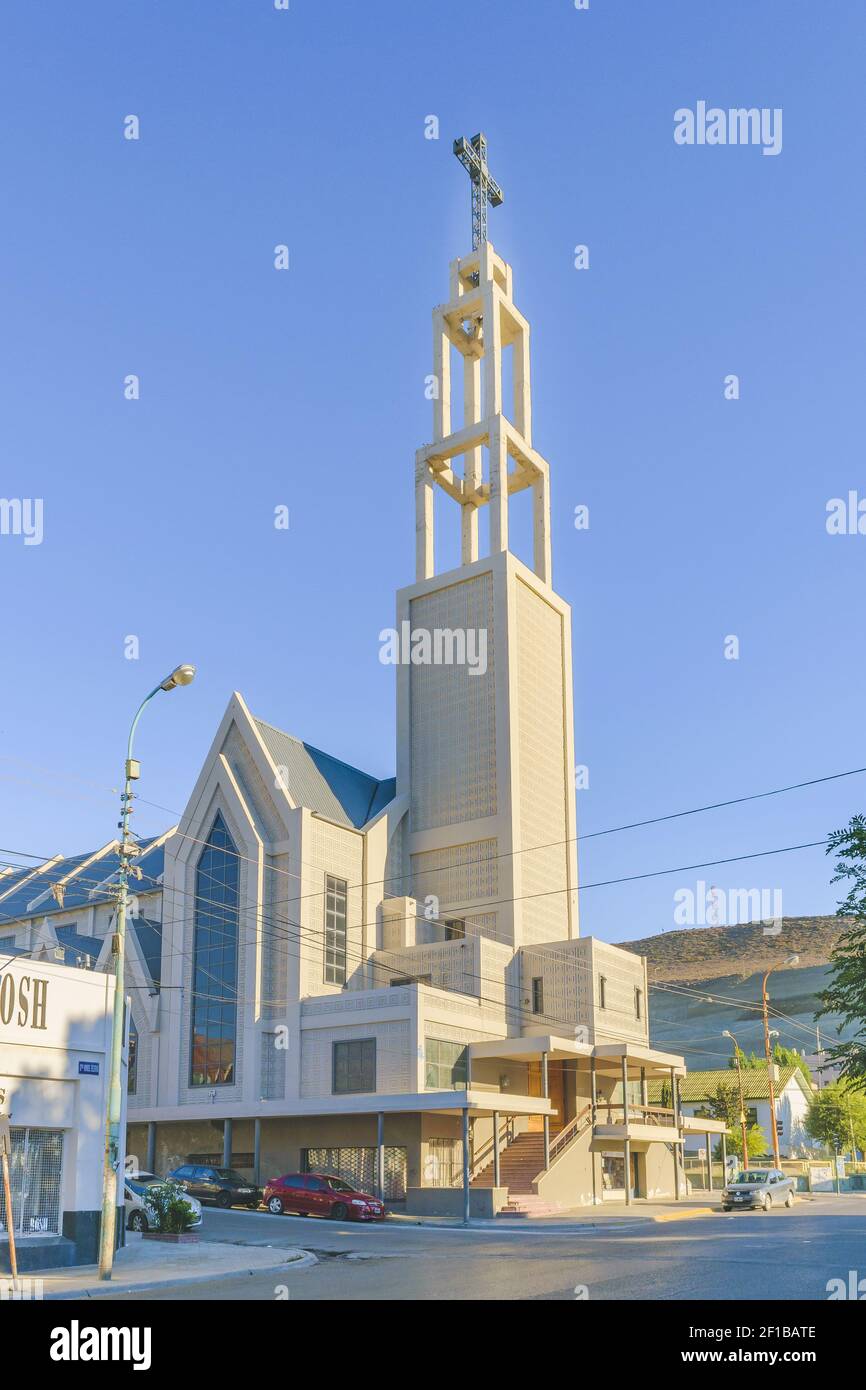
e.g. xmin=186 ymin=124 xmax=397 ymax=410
xmin=393 ymin=138 xmax=578 ymax=952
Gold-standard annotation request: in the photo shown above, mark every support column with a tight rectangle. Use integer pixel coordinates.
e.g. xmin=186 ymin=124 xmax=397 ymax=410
xmin=462 ymin=1107 xmax=470 ymax=1225
xmin=621 ymin=1053 xmax=631 ymax=1205
xmin=706 ymin=1132 xmax=714 ymax=1192
xmin=432 ymin=312 xmax=451 ymax=442
xmin=542 ymin=1051 xmax=550 ymax=1171
xmin=253 ymin=1118 xmax=262 ymax=1188
xmin=145 ymin=1121 xmax=156 ymax=1176
xmin=513 ymin=320 xmax=531 ymax=443
xmin=482 ymin=283 xmax=502 ymax=417
xmin=462 ymin=354 xmax=481 ymax=565
xmin=376 ymin=1112 xmax=385 ymax=1201
xmin=222 ymin=1117 xmax=232 ymax=1170
xmin=532 ymin=472 xmax=551 ymax=585
xmin=489 ymin=416 xmax=508 ymax=555
xmin=415 ymin=457 xmax=434 ymax=581
xmin=493 ymin=1110 xmax=501 ymax=1190
xmin=640 ymin=1067 xmax=648 ymax=1111
xmin=671 ymin=1067 xmax=681 ymax=1201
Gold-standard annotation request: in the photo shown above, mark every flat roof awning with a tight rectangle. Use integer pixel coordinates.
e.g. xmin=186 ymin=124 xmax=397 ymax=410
xmin=129 ymin=1088 xmax=555 ymax=1125
xmin=468 ymin=1036 xmax=686 ymax=1076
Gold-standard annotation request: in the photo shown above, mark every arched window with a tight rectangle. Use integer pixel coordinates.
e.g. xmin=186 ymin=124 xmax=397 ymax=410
xmin=189 ymin=811 xmax=239 ymax=1086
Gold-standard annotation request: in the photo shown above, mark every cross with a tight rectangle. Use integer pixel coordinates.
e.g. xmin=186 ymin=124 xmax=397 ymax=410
xmin=453 ymin=132 xmax=504 ymax=251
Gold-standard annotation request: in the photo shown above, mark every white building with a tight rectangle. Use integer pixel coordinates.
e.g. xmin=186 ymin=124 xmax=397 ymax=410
xmin=0 ymin=952 xmax=126 ymax=1270
xmin=658 ymin=1066 xmax=816 ymax=1159
xmin=0 ymin=213 xmax=724 ymax=1218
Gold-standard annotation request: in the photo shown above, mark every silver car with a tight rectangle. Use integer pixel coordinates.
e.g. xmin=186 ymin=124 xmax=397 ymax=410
xmin=721 ymin=1167 xmax=796 ymax=1212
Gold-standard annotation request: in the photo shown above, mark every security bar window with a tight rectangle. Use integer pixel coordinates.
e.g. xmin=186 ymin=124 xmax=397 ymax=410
xmin=324 ymin=874 xmax=348 ymax=985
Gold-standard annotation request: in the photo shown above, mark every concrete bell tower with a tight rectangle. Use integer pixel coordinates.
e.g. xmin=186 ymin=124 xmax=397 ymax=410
xmin=393 ymin=136 xmax=579 ymax=951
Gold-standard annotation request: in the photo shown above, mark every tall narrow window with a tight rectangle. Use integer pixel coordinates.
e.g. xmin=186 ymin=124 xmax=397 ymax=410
xmin=634 ymin=986 xmax=642 ymax=1021
xmin=531 ymin=977 xmax=544 ymax=1015
xmin=190 ymin=811 xmax=239 ymax=1087
xmin=599 ymin=975 xmax=607 ymax=1010
xmin=128 ymin=1017 xmax=138 ymax=1096
xmin=324 ymin=874 xmax=348 ymax=985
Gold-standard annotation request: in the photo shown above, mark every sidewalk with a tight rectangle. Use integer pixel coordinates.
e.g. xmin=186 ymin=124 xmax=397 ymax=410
xmin=387 ymin=1194 xmax=727 ymax=1229
xmin=27 ymin=1233 xmax=315 ymax=1300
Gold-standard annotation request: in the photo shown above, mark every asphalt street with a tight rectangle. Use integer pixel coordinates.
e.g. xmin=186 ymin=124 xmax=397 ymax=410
xmin=89 ymin=1196 xmax=866 ymax=1301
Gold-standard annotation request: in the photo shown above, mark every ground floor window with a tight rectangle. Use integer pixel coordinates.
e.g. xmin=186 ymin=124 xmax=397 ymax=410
xmin=303 ymin=1145 xmax=407 ymax=1200
xmin=424 ymin=1139 xmax=461 ymax=1187
xmin=0 ymin=1128 xmax=64 ymax=1237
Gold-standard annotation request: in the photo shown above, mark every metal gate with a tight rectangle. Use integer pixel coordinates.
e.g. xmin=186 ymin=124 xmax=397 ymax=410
xmin=0 ymin=1128 xmax=64 ymax=1236
xmin=303 ymin=1146 xmax=407 ymax=1200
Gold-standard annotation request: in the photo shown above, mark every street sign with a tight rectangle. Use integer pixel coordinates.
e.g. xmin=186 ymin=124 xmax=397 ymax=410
xmin=78 ymin=1061 xmax=99 ymax=1076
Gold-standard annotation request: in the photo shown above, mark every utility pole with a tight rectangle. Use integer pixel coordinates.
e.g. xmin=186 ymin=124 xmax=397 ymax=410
xmin=0 ymin=1093 xmax=17 ymax=1290
xmin=97 ymin=664 xmax=195 ymax=1280
xmin=761 ymin=955 xmax=799 ymax=1170
xmin=723 ymin=1031 xmax=750 ymax=1171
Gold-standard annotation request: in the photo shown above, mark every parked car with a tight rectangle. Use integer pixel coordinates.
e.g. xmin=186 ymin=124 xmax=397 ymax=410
xmin=124 ymin=1172 xmax=202 ymax=1232
xmin=721 ymin=1167 xmax=796 ymax=1212
xmin=167 ymin=1164 xmax=260 ymax=1209
xmin=263 ymin=1172 xmax=386 ymax=1221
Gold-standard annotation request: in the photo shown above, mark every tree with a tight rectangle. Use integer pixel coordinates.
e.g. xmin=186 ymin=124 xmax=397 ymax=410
xmin=715 ymin=1125 xmax=768 ymax=1161
xmin=817 ymin=815 xmax=866 ymax=1091
xmin=804 ymin=1082 xmax=866 ymax=1156
xmin=706 ymin=1083 xmax=768 ymax=1160
xmin=772 ymin=1043 xmax=813 ymax=1087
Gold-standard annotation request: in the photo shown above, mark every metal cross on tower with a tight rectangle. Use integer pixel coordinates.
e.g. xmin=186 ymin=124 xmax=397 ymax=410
xmin=453 ymin=132 xmax=504 ymax=250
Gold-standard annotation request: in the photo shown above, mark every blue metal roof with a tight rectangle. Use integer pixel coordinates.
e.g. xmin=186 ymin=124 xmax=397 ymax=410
xmin=55 ymin=925 xmax=103 ymax=967
xmin=0 ymin=837 xmax=168 ymax=927
xmin=254 ymin=717 xmax=395 ymax=829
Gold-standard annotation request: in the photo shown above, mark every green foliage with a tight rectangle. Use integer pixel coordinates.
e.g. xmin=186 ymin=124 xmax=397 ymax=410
xmin=727 ymin=1044 xmax=812 ymax=1084
xmin=707 ymin=1081 xmax=741 ymax=1129
xmin=818 ymin=816 xmax=866 ymax=1092
xmin=804 ymin=1082 xmax=866 ymax=1154
xmin=144 ymin=1180 xmax=196 ymax=1235
xmin=716 ymin=1124 xmax=768 ymax=1160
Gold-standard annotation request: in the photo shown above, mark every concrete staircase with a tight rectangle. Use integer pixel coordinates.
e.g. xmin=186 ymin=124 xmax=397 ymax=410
xmin=472 ymin=1132 xmax=564 ymax=1217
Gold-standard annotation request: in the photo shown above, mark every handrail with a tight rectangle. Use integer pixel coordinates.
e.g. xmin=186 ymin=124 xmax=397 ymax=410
xmin=548 ymin=1104 xmax=593 ymax=1166
xmin=595 ymin=1103 xmax=677 ymax=1127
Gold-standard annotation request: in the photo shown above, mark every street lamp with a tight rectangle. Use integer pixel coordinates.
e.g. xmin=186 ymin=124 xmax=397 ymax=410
xmin=761 ymin=954 xmax=799 ymax=1169
xmin=97 ymin=664 xmax=196 ymax=1280
xmin=722 ymin=1030 xmax=750 ymax=1172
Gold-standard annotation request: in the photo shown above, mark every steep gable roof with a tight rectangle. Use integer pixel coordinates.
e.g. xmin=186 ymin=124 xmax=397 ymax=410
xmin=253 ymin=716 xmax=395 ymax=829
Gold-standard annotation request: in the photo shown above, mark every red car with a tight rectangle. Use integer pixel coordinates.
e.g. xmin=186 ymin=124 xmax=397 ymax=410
xmin=263 ymin=1172 xmax=386 ymax=1221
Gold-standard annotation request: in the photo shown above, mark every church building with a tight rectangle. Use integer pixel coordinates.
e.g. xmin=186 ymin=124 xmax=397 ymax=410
xmin=1 ymin=140 xmax=724 ymax=1219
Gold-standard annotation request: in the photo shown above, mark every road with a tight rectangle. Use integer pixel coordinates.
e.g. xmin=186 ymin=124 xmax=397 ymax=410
xmin=92 ymin=1196 xmax=866 ymax=1301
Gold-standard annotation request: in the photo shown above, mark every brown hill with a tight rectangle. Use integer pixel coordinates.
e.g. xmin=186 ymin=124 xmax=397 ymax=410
xmin=619 ymin=915 xmax=852 ymax=984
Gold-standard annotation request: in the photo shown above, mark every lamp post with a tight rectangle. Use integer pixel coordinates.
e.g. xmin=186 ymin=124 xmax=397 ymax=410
xmin=97 ymin=664 xmax=195 ymax=1280
xmin=722 ymin=1030 xmax=750 ymax=1172
xmin=761 ymin=955 xmax=799 ymax=1170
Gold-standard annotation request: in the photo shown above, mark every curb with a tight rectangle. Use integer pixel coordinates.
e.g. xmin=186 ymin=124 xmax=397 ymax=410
xmin=41 ymin=1250 xmax=317 ymax=1301
xmin=653 ymin=1206 xmax=716 ymax=1223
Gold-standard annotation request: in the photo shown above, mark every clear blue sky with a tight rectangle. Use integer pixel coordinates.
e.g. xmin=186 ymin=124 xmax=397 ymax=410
xmin=1 ymin=1 xmax=864 ymax=944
